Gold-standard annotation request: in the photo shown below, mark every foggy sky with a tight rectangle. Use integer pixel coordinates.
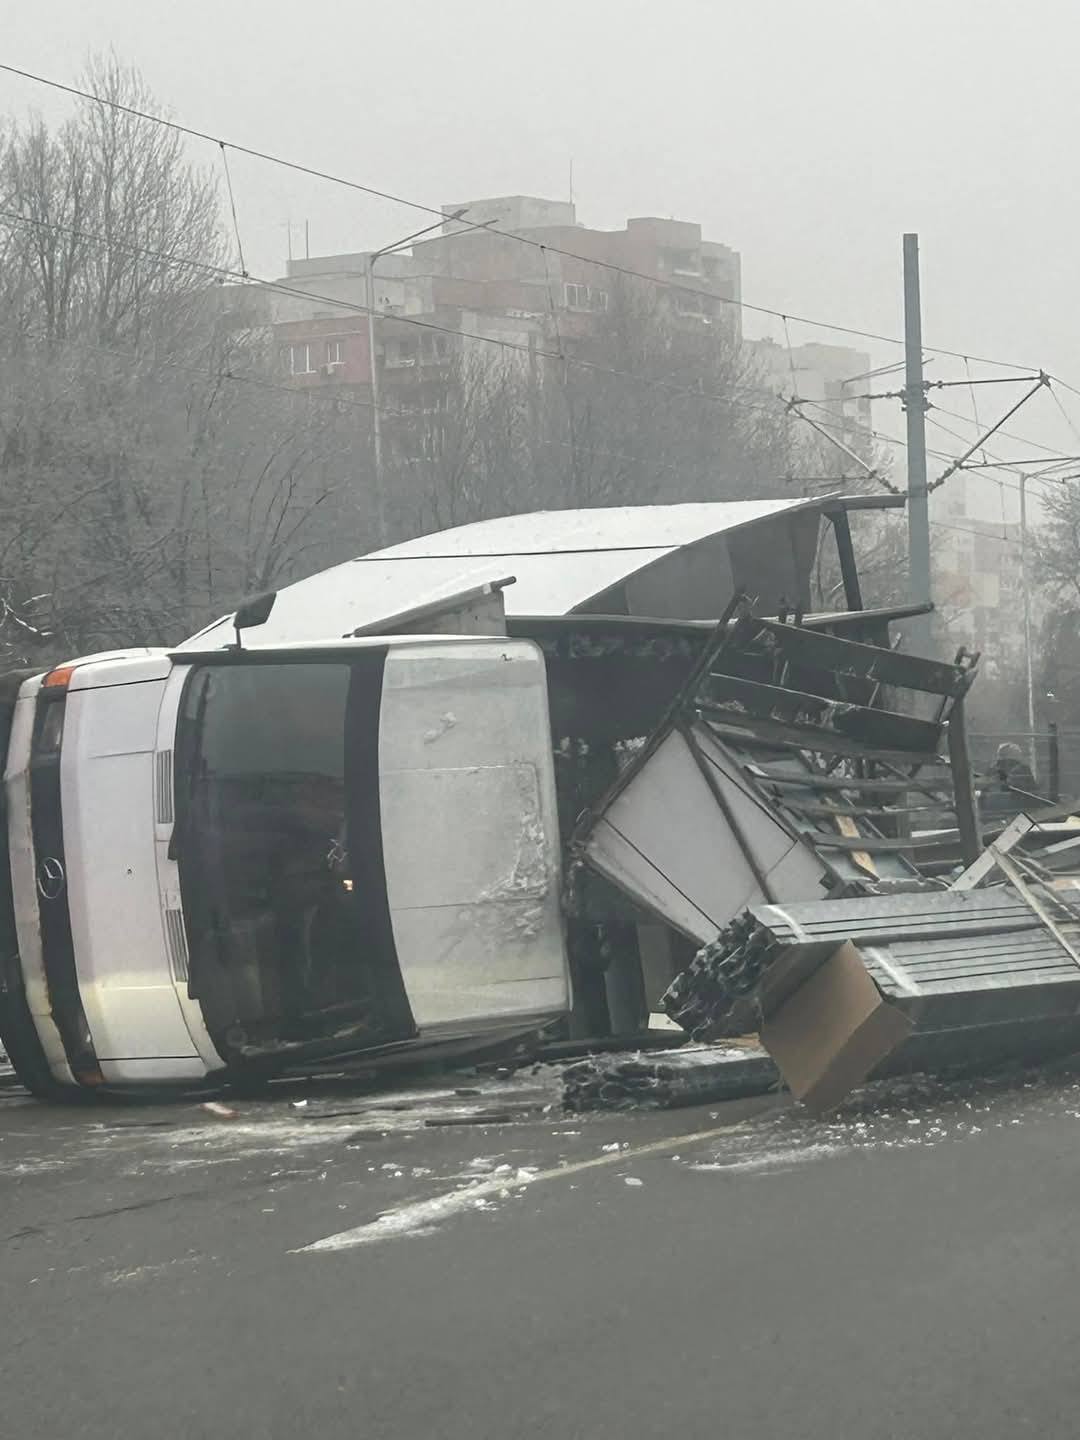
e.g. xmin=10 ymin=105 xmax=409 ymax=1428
xmin=7 ymin=0 xmax=1080 ymax=496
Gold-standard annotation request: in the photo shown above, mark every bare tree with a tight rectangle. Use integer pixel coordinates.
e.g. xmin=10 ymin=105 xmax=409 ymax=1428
xmin=0 ymin=57 xmax=372 ymax=660
xmin=530 ymin=279 xmax=814 ymax=510
xmin=0 ymin=55 xmax=223 ymax=347
xmin=1034 ymin=482 xmax=1080 ymax=608
xmin=383 ymin=350 xmax=523 ymax=538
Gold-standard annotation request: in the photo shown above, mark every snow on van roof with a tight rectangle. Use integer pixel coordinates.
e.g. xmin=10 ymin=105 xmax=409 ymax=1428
xmin=178 ymin=497 xmax=827 ymax=650
xmin=371 ymin=499 xmax=818 ymax=558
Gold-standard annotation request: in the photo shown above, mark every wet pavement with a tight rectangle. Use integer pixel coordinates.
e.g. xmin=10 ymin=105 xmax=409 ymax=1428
xmin=4 ymin=1059 xmax=1080 ymax=1437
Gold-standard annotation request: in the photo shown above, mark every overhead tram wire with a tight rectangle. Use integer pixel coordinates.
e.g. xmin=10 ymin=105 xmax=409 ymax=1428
xmin=0 ymin=316 xmax=404 ymax=422
xmin=0 ymin=60 xmax=1044 ymax=376
xmin=929 ymin=398 xmax=1076 ymax=460
xmin=798 ymin=398 xmax=1079 ymax=508
xmin=0 ymin=305 xmax=732 ymax=482
xmin=0 ymin=220 xmax=833 ymax=486
xmin=1 ymin=207 xmax=855 ymax=428
xmin=929 ymin=516 xmax=1022 ymax=545
xmin=1049 ymin=384 xmax=1080 ymax=451
xmin=925 ymin=405 xmax=1080 ymax=491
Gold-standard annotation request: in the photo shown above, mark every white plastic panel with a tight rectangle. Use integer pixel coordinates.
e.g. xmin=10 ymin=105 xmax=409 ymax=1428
xmin=3 ymin=679 xmax=75 ymax=1084
xmin=152 ymin=663 xmax=226 ymax=1073
xmin=62 ymin=681 xmax=202 ymax=1065
xmin=67 ymin=652 xmax=171 ymax=690
xmin=584 ymin=724 xmax=828 ymax=946
xmin=379 ymin=639 xmax=569 ymax=1030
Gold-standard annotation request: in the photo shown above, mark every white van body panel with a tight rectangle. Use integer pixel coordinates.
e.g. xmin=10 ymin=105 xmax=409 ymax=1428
xmin=379 ymin=639 xmax=570 ymax=1030
xmin=6 ymin=635 xmax=569 ymax=1090
xmin=61 ymin=669 xmax=205 ymax=1079
xmin=4 ymin=676 xmax=75 ymax=1084
xmin=151 ymin=666 xmax=226 ymax=1075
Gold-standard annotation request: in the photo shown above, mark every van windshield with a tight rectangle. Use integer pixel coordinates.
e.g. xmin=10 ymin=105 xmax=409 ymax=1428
xmin=173 ymin=657 xmax=414 ymax=1063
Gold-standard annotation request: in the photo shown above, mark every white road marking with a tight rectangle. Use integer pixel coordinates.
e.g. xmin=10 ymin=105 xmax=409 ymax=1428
xmin=293 ymin=1119 xmax=753 ymax=1253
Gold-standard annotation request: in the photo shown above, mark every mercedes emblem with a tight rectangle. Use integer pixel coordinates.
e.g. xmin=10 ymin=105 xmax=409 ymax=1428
xmin=36 ymin=856 xmax=66 ymax=902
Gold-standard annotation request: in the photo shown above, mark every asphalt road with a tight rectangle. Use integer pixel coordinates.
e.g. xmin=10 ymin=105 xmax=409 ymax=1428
xmin=4 ymin=1061 xmax=1080 ymax=1439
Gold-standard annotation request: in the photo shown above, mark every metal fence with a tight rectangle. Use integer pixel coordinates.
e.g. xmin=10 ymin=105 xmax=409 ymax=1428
xmin=969 ymin=726 xmax=1080 ymax=807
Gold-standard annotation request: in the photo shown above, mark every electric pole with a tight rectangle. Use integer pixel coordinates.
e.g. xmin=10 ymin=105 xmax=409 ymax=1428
xmin=902 ymin=233 xmax=932 ymax=656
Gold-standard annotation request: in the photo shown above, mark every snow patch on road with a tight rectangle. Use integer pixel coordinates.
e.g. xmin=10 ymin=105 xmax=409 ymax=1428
xmin=295 ymin=1175 xmax=532 ymax=1251
xmin=691 ymin=1142 xmax=847 ymax=1176
xmin=107 ymin=1255 xmax=201 ymax=1285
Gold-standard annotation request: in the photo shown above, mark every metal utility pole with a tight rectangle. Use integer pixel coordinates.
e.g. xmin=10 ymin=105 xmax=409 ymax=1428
xmin=366 ymin=254 xmax=385 ymax=543
xmin=1020 ymin=471 xmax=1036 ymax=746
xmin=902 ymin=233 xmax=932 ymax=656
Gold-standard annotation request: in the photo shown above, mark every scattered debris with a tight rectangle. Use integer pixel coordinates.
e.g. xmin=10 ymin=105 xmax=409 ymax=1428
xmin=198 ymin=1101 xmax=239 ymax=1120
xmin=664 ymin=880 xmax=1080 ymax=1112
xmin=13 ymin=498 xmax=1080 ymax=1119
xmin=423 ymin=1110 xmax=521 ymax=1127
xmin=573 ymin=600 xmax=981 ymax=949
xmin=563 ymin=1044 xmax=779 ymax=1112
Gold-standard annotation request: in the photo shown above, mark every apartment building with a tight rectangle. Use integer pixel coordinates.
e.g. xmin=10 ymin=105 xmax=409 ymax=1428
xmin=750 ymin=338 xmax=874 ymax=461
xmin=266 ymin=195 xmax=742 ymax=399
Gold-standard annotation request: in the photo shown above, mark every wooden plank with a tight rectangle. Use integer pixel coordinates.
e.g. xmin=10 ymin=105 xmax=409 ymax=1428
xmin=833 ymin=812 xmax=878 ymax=876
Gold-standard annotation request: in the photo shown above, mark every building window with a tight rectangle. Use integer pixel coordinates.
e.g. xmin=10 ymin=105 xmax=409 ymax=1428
xmin=663 ymin=249 xmax=701 ymax=277
xmin=384 ymin=338 xmax=418 ymax=369
xmin=419 ymin=334 xmax=452 ymax=364
xmin=564 ymin=283 xmax=608 ymax=312
xmin=674 ymin=292 xmax=706 ymax=317
xmin=283 ymin=342 xmax=314 ymax=376
xmin=325 ymin=339 xmax=344 ymax=369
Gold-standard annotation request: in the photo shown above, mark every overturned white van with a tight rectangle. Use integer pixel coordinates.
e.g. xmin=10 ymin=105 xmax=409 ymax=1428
xmin=0 ymin=635 xmax=568 ymax=1095
xmin=0 ymin=496 xmax=907 ymax=1096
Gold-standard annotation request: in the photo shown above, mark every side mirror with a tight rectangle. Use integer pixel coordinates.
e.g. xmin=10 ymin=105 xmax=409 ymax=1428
xmin=233 ymin=591 xmax=277 ymax=648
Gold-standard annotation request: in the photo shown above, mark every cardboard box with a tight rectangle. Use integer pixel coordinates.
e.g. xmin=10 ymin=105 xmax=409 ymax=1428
xmin=759 ymin=941 xmax=914 ymax=1113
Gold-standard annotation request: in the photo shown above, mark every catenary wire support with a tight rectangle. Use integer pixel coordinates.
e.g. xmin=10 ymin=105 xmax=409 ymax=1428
xmin=964 ymin=357 xmax=989 ymax=469
xmin=848 ymin=373 xmax=1046 ymax=404
xmin=928 ymin=373 xmax=1050 ymax=492
xmin=219 ymin=143 xmax=248 ymax=279
xmin=782 ymin=315 xmax=801 ymax=399
xmin=785 ymin=397 xmax=900 ymax=494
